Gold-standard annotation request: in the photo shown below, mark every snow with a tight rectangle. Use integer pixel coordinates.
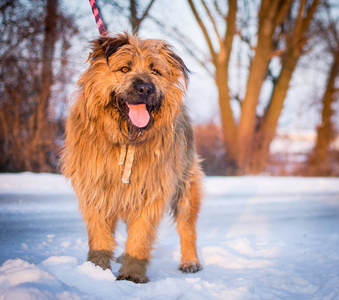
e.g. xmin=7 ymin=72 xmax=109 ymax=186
xmin=0 ymin=173 xmax=339 ymax=299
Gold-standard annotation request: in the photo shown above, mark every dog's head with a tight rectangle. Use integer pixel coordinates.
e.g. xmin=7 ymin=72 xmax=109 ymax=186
xmin=80 ymin=32 xmax=189 ymax=141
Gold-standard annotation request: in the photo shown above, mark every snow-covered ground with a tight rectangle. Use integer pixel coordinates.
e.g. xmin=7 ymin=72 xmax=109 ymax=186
xmin=0 ymin=173 xmax=339 ymax=300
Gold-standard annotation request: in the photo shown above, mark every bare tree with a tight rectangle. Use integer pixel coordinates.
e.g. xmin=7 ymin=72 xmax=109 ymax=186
xmin=187 ymin=0 xmax=320 ymax=175
xmin=0 ymin=0 xmax=78 ymax=172
xmin=30 ymin=0 xmax=58 ymax=169
xmin=306 ymin=3 xmax=339 ymax=176
xmin=101 ymin=0 xmax=156 ymax=34
xmin=130 ymin=0 xmax=156 ymax=33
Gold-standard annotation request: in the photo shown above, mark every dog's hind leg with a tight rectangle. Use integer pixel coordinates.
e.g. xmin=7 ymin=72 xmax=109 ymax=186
xmin=175 ymin=171 xmax=203 ymax=273
xmin=116 ymin=201 xmax=165 ymax=283
xmin=85 ymin=211 xmax=117 ymax=271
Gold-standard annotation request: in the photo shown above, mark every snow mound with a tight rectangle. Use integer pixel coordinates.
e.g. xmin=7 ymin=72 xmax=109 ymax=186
xmin=41 ymin=256 xmax=116 ymax=299
xmin=0 ymin=259 xmax=89 ymax=300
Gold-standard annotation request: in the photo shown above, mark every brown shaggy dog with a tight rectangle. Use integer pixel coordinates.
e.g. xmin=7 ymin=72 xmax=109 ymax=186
xmin=61 ymin=32 xmax=203 ymax=283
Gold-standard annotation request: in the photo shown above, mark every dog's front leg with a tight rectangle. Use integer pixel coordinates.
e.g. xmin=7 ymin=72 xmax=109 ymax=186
xmin=175 ymin=175 xmax=203 ymax=273
xmin=84 ymin=211 xmax=117 ymax=271
xmin=117 ymin=203 xmax=164 ymax=283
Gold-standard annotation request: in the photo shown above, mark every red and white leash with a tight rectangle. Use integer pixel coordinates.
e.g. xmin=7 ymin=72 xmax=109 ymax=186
xmin=89 ymin=0 xmax=109 ymax=37
xmin=89 ymin=1 xmax=137 ymax=184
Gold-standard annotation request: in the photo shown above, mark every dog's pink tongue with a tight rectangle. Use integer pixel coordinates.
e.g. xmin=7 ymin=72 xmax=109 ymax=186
xmin=128 ymin=103 xmax=150 ymax=128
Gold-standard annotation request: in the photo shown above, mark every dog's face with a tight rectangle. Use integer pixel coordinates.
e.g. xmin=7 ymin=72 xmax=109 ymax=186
xmin=80 ymin=33 xmax=189 ymax=141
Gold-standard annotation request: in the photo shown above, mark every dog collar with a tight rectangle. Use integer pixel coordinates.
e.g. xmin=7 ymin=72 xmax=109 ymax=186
xmin=118 ymin=144 xmax=135 ymax=184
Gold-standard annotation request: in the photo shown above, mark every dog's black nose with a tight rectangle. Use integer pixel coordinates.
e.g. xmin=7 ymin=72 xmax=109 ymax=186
xmin=136 ymin=83 xmax=153 ymax=96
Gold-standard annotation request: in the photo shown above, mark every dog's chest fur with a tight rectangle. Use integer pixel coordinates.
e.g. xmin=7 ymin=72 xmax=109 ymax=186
xmin=69 ymin=115 xmax=191 ymax=220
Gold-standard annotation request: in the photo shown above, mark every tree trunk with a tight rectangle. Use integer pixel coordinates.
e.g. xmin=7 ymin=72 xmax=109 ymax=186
xmin=130 ymin=0 xmax=139 ymax=33
xmin=30 ymin=0 xmax=58 ymax=171
xmin=130 ymin=0 xmax=155 ymax=34
xmin=186 ymin=0 xmax=318 ymax=175
xmin=215 ymin=57 xmax=237 ymax=174
xmin=306 ymin=53 xmax=339 ymax=176
xmin=236 ymin=0 xmax=319 ymax=175
xmin=235 ymin=1 xmax=278 ymax=174
xmin=250 ymin=51 xmax=299 ymax=174
xmin=217 ymin=0 xmax=237 ymax=174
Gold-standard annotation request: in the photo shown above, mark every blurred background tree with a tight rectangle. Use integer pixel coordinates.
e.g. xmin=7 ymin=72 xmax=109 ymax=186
xmin=187 ymin=0 xmax=321 ymax=175
xmin=100 ymin=0 xmax=156 ymax=33
xmin=0 ymin=0 xmax=78 ymax=172
xmin=305 ymin=1 xmax=339 ymax=176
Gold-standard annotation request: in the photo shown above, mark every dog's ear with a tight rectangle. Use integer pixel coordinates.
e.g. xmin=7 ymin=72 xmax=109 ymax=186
xmin=162 ymin=44 xmax=190 ymax=83
xmin=169 ymin=51 xmax=190 ymax=82
xmin=89 ymin=34 xmax=130 ymax=63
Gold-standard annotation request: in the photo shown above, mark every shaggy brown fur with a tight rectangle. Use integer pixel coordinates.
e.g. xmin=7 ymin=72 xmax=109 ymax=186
xmin=60 ymin=32 xmax=203 ymax=283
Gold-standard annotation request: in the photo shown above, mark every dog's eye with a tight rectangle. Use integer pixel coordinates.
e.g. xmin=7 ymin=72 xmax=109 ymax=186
xmin=151 ymin=69 xmax=161 ymax=76
xmin=120 ymin=66 xmax=130 ymax=73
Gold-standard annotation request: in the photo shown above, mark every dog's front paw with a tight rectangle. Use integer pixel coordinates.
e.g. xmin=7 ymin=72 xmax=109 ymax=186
xmin=116 ymin=273 xmax=149 ymax=283
xmin=117 ymin=253 xmax=149 ymax=283
xmin=87 ymin=250 xmax=113 ymax=270
xmin=179 ymin=260 xmax=203 ymax=273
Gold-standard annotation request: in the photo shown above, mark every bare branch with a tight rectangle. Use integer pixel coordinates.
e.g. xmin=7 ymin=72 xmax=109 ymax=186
xmin=300 ymin=0 xmax=320 ymax=37
xmin=200 ymin=0 xmax=222 ymax=45
xmin=289 ymin=0 xmax=320 ymax=53
xmin=271 ymin=48 xmax=285 ymax=58
xmin=214 ymin=0 xmax=226 ymax=20
xmin=140 ymin=0 xmax=156 ymax=24
xmin=130 ymin=0 xmax=138 ymax=32
xmin=150 ymin=16 xmax=215 ymax=77
xmin=275 ymin=0 xmax=293 ymax=26
xmin=324 ymin=1 xmax=339 ymax=46
xmin=187 ymin=0 xmax=216 ymax=63
xmin=224 ymin=0 xmax=237 ymax=53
